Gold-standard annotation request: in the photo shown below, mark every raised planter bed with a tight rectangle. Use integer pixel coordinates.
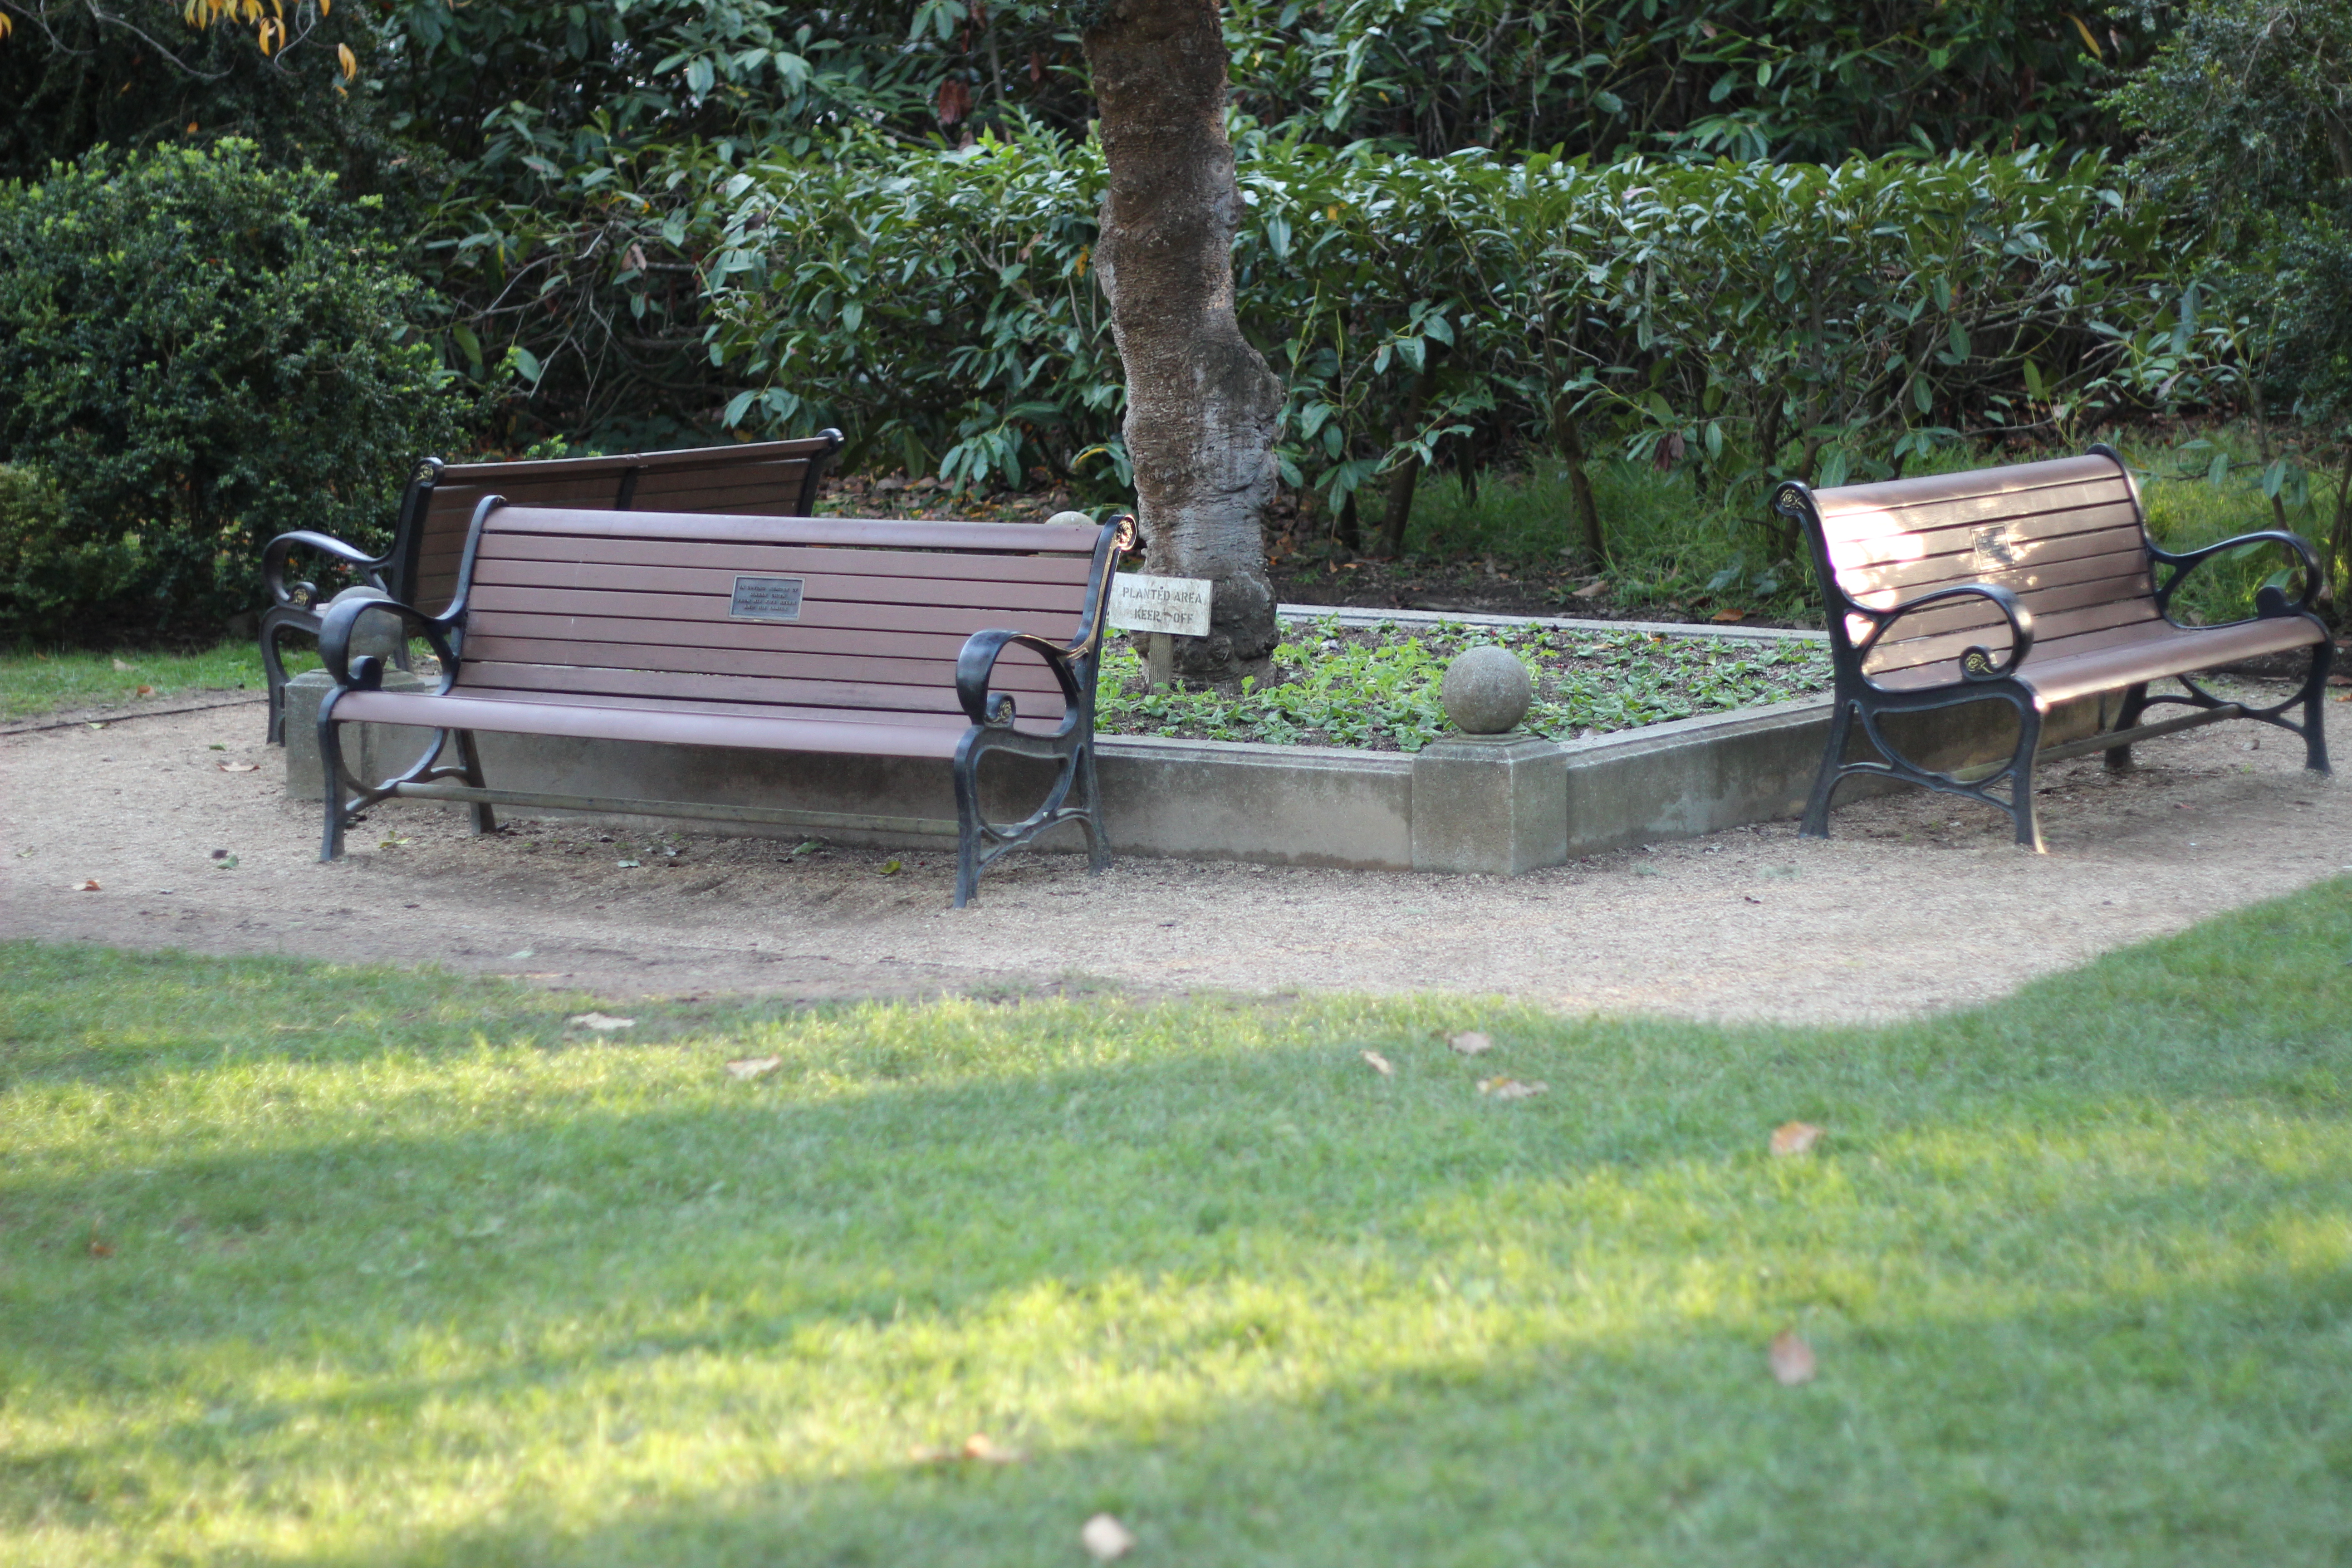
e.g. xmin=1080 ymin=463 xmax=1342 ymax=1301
xmin=282 ymin=607 xmax=2102 ymax=879
xmin=1098 ymin=612 xmax=1832 ymax=752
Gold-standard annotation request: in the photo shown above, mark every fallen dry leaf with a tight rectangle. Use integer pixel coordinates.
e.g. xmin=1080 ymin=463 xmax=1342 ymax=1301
xmin=1570 ymin=578 xmax=1609 ymax=598
xmin=1081 ymin=1514 xmax=1137 ymax=1562
xmin=135 ymin=684 xmax=157 ymax=696
xmin=88 ymin=1239 xmax=114 ymax=1259
xmin=1769 ymin=1328 xmax=1817 ymax=1386
xmin=1447 ymin=1030 xmax=1493 ymax=1056
xmin=725 ymin=1054 xmax=782 ymax=1080
xmin=217 ymin=761 xmax=260 ymax=773
xmin=567 ymin=1012 xmax=636 ymax=1033
xmin=111 ymin=658 xmax=132 ymax=671
xmin=69 ymin=878 xmax=100 ymax=892
xmin=1710 ymin=608 xmax=1747 ymax=623
xmin=912 ymin=1432 xmax=1025 ymax=1466
xmin=1769 ymin=1121 xmax=1825 ymax=1156
xmin=1478 ymin=1077 xmax=1548 ymax=1099
xmin=1361 ymin=1049 xmax=1394 ymax=1077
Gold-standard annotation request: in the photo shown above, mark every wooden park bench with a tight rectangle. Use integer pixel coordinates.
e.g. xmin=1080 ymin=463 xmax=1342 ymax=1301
xmin=258 ymin=432 xmax=842 ymax=742
xmin=1776 ymin=444 xmax=2332 ymax=849
xmin=310 ymin=498 xmax=1136 ymax=906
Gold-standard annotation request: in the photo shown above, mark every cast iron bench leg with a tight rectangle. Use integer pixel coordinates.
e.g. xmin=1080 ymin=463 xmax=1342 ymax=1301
xmin=2302 ymin=640 xmax=2335 ymax=774
xmin=1800 ymin=699 xmax=1857 ymax=838
xmin=2104 ymin=682 xmax=2149 ymax=774
xmin=2009 ymin=706 xmax=2045 ymax=852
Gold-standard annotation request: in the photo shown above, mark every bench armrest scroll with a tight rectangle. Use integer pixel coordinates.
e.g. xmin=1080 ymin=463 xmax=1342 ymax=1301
xmin=2150 ymin=529 xmax=2322 ymax=618
xmin=957 ymin=630 xmax=1084 ymax=726
xmin=262 ymin=530 xmax=392 ymax=609
xmin=318 ymin=592 xmax=461 ymax=695
xmin=1854 ymin=582 xmax=2037 ymax=682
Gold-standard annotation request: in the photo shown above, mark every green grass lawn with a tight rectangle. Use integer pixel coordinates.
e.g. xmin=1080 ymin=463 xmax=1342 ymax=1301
xmin=0 ymin=642 xmax=310 ymax=722
xmin=4 ymin=883 xmax=2351 ymax=1565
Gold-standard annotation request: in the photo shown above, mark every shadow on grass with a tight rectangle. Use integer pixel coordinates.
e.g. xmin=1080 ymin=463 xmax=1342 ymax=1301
xmin=0 ymin=883 xmax=2348 ymax=1562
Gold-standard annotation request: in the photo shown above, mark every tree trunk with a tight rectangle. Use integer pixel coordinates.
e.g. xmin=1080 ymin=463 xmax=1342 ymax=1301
xmin=1378 ymin=363 xmax=1437 ymax=556
xmin=1552 ymin=400 xmax=1605 ymax=565
xmin=1083 ymin=0 xmax=1284 ymax=685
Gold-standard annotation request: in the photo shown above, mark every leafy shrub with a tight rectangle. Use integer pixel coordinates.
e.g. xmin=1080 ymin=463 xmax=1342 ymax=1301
xmin=0 ymin=462 xmax=144 ymax=640
xmin=707 ymin=132 xmax=2207 ymax=557
xmin=0 ymin=139 xmax=467 ymax=641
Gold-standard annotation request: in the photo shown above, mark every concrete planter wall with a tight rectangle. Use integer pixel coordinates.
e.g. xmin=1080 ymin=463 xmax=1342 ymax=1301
xmin=285 ymin=668 xmax=2110 ymax=873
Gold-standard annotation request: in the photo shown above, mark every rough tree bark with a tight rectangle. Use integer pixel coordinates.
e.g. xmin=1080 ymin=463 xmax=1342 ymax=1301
xmin=1082 ymin=0 xmax=1283 ymax=685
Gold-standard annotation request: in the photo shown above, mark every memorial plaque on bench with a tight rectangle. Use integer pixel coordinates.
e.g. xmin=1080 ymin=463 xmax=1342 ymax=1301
xmin=728 ymin=575 xmax=806 ymax=622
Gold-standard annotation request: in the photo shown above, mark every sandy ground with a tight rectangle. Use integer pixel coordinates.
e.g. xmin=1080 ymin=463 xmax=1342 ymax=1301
xmin=3 ymin=685 xmax=2345 ymax=1024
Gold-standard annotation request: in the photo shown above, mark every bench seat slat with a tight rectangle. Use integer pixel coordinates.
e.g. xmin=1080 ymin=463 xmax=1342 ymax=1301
xmin=1867 ymin=615 xmax=2325 ymax=706
xmin=466 ymin=583 xmax=1084 ymax=641
xmin=1864 ymin=597 xmax=2164 ymax=676
xmin=1825 ymin=499 xmax=2143 ymax=573
xmin=1815 ymin=475 xmax=2135 ymax=542
xmin=467 ymin=609 xmax=1008 ymax=666
xmin=333 ymin=689 xmax=982 ymax=760
xmin=430 ymin=437 xmax=832 ymax=486
xmin=466 ymin=557 xmax=1092 ymax=616
xmin=1851 ymin=561 xmax=2161 ymax=648
xmin=625 ymin=475 xmax=816 ymax=508
xmin=1808 ymin=455 xmax=2124 ymax=516
xmin=1835 ymin=521 xmax=2148 ymax=593
xmin=485 ymin=507 xmax=1104 ymax=554
xmin=456 ymin=659 xmax=1068 ymax=720
xmin=461 ymin=633 xmax=1067 ymax=696
xmin=474 ymin=531 xmax=1098 ymax=586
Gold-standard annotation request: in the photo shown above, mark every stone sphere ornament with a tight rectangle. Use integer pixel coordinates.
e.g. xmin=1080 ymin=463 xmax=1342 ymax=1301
xmin=1441 ymin=645 xmax=1533 ymax=734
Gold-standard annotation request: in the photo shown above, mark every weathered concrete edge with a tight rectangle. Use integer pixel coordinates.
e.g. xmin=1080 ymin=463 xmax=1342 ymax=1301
xmin=1277 ymin=601 xmax=1827 ymax=645
xmin=285 ymin=694 xmax=2062 ymax=877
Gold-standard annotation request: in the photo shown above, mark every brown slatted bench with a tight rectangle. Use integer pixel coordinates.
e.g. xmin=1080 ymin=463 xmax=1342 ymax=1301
xmin=311 ymin=499 xmax=1136 ymax=905
xmin=1774 ymin=444 xmax=2332 ymax=849
xmin=258 ymin=432 xmax=842 ymax=742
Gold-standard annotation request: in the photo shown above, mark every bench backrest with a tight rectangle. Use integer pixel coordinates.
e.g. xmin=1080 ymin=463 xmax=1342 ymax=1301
xmin=1786 ymin=449 xmax=2154 ymax=687
xmin=449 ymin=505 xmax=1121 ymax=731
xmin=395 ymin=432 xmax=841 ymax=614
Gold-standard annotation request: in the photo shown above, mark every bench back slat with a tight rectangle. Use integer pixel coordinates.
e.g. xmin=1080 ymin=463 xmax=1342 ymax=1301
xmin=451 ymin=506 xmax=1105 ymax=727
xmin=1797 ymin=450 xmax=2154 ymax=683
xmin=401 ymin=434 xmax=838 ymax=612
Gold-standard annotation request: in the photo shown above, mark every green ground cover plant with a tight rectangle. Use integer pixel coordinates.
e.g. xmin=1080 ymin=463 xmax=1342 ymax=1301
xmin=3 ymin=881 xmax=2350 ymax=1564
xmin=1098 ymin=618 xmax=1829 ymax=750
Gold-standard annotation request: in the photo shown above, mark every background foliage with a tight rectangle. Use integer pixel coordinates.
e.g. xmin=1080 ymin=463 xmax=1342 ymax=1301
xmin=0 ymin=140 xmax=467 ymax=640
xmin=4 ymin=0 xmax=2350 ymax=636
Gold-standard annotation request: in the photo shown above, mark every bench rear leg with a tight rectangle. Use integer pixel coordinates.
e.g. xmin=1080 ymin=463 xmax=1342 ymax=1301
xmin=258 ymin=607 xmax=308 ymax=746
xmin=2104 ymin=682 xmax=2149 ymax=773
xmin=455 ymin=730 xmax=497 ymax=834
xmin=1800 ymin=700 xmax=1856 ymax=838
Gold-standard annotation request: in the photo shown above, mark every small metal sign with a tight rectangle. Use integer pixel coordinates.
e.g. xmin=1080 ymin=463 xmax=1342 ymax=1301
xmin=1107 ymin=573 xmax=1213 ymax=637
xmin=728 ymin=574 xmax=805 ymax=622
xmin=1970 ymin=524 xmax=2020 ymax=571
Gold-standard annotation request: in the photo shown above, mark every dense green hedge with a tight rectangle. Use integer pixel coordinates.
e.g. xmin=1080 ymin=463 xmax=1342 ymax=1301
xmin=706 ymin=132 xmax=2210 ymax=549
xmin=0 ymin=141 xmax=468 ymax=641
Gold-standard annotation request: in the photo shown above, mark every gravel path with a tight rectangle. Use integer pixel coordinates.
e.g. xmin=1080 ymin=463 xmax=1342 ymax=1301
xmin=3 ymin=687 xmax=2343 ymax=1023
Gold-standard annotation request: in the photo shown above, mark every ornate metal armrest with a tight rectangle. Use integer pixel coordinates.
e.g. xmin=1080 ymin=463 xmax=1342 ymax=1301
xmin=956 ymin=630 xmax=1085 ymax=727
xmin=318 ymin=592 xmax=461 ymax=694
xmin=1854 ymin=582 xmax=2037 ymax=682
xmin=2150 ymin=529 xmax=2323 ymax=617
xmin=263 ymin=529 xmax=393 ymax=610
